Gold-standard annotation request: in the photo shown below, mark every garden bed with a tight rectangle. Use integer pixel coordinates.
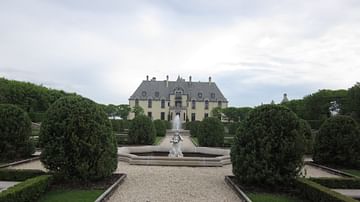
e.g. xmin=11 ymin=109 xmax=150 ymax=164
xmin=38 ymin=173 xmax=127 ymax=202
xmin=225 ymin=176 xmax=306 ymax=202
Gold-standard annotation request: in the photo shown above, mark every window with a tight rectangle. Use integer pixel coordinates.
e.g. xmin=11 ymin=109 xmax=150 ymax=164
xmin=204 ymin=113 xmax=209 ymax=118
xmin=148 ymin=99 xmax=152 ymax=108
xmin=191 ymin=113 xmax=196 ymax=121
xmin=161 ymin=99 xmax=165 ymax=108
xmin=148 ymin=112 xmax=152 ymax=118
xmin=198 ymin=92 xmax=203 ymax=98
xmin=135 ymin=99 xmax=139 ymax=106
xmin=211 ymin=93 xmax=215 ymax=99
xmin=142 ymin=91 xmax=147 ymax=97
xmin=218 ymin=101 xmax=222 ymax=108
xmin=191 ymin=100 xmax=196 ymax=109
xmin=184 ymin=113 xmax=186 ymax=121
xmin=155 ymin=91 xmax=160 ymax=97
xmin=161 ymin=112 xmax=165 ymax=120
xmin=205 ymin=100 xmax=209 ymax=110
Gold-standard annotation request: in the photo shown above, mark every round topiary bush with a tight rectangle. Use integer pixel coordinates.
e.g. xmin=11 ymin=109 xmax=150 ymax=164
xmin=231 ymin=104 xmax=304 ymax=187
xmin=0 ymin=104 xmax=34 ymax=160
xmin=198 ymin=117 xmax=224 ymax=147
xmin=298 ymin=119 xmax=314 ymax=154
xmin=186 ymin=121 xmax=201 ymax=137
xmin=153 ymin=119 xmax=166 ymax=137
xmin=128 ymin=115 xmax=156 ymax=144
xmin=39 ymin=96 xmax=117 ymax=181
xmin=313 ymin=115 xmax=360 ymax=168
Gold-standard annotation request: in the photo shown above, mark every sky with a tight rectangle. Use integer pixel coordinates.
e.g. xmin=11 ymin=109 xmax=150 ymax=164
xmin=1 ymin=0 xmax=360 ymax=107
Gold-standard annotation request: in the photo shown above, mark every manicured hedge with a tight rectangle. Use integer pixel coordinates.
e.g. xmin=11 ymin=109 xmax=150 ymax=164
xmin=186 ymin=121 xmax=201 ymax=137
xmin=153 ymin=120 xmax=166 ymax=137
xmin=0 ymin=169 xmax=45 ymax=181
xmin=128 ymin=115 xmax=156 ymax=144
xmin=310 ymin=177 xmax=360 ymax=189
xmin=0 ymin=175 xmax=53 ymax=202
xmin=198 ymin=117 xmax=224 ymax=147
xmin=295 ymin=177 xmax=358 ymax=202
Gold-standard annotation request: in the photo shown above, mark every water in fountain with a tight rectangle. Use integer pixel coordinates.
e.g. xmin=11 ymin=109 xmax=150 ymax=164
xmin=172 ymin=114 xmax=182 ymax=131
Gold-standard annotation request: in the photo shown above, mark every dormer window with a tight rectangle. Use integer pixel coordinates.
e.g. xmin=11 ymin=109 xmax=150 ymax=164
xmin=198 ymin=92 xmax=203 ymax=98
xmin=211 ymin=93 xmax=215 ymax=99
xmin=142 ymin=91 xmax=147 ymax=97
xmin=155 ymin=91 xmax=160 ymax=97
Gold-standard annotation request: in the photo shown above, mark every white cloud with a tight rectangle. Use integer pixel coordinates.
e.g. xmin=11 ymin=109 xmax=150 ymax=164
xmin=0 ymin=0 xmax=359 ymax=106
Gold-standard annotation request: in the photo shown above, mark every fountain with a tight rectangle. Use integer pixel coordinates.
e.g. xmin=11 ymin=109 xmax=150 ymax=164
xmin=117 ymin=115 xmax=230 ymax=166
xmin=168 ymin=115 xmax=184 ymax=157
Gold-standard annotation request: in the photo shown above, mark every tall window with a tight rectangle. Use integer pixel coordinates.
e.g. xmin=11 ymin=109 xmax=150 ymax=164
xmin=218 ymin=101 xmax=222 ymax=108
xmin=205 ymin=100 xmax=209 ymax=110
xmin=148 ymin=112 xmax=152 ymax=118
xmin=161 ymin=112 xmax=165 ymax=120
xmin=204 ymin=113 xmax=209 ymax=118
xmin=192 ymin=100 xmax=196 ymax=109
xmin=135 ymin=99 xmax=139 ymax=106
xmin=148 ymin=99 xmax=152 ymax=108
xmin=161 ymin=99 xmax=165 ymax=108
xmin=191 ymin=113 xmax=196 ymax=121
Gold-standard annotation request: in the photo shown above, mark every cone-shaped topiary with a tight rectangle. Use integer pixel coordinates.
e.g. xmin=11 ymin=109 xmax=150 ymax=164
xmin=153 ymin=119 xmax=166 ymax=137
xmin=128 ymin=115 xmax=156 ymax=144
xmin=0 ymin=104 xmax=34 ymax=160
xmin=313 ymin=115 xmax=360 ymax=168
xmin=198 ymin=117 xmax=224 ymax=147
xmin=231 ymin=104 xmax=304 ymax=187
xmin=298 ymin=119 xmax=314 ymax=154
xmin=39 ymin=96 xmax=117 ymax=181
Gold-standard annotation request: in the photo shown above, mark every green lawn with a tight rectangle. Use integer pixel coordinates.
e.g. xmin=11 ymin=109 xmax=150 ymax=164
xmin=38 ymin=189 xmax=104 ymax=202
xmin=191 ymin=137 xmax=199 ymax=146
xmin=340 ymin=169 xmax=360 ymax=177
xmin=248 ymin=193 xmax=305 ymax=202
xmin=154 ymin=136 xmax=164 ymax=145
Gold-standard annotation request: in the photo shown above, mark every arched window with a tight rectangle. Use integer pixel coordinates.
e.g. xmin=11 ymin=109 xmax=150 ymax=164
xmin=205 ymin=100 xmax=209 ymax=110
xmin=148 ymin=99 xmax=152 ymax=108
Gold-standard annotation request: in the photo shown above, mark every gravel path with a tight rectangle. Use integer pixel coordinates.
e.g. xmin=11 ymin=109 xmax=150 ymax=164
xmin=301 ymin=165 xmax=341 ymax=178
xmin=109 ymin=162 xmax=242 ymax=202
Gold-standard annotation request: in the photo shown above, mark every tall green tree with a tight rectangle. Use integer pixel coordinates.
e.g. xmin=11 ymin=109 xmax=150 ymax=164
xmin=348 ymin=82 xmax=360 ymax=119
xmin=118 ymin=104 xmax=131 ymax=120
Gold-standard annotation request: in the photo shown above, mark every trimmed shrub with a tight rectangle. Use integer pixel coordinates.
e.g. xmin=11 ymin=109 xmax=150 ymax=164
xmin=299 ymin=119 xmax=314 ymax=154
xmin=0 ymin=169 xmax=45 ymax=181
xmin=153 ymin=120 xmax=166 ymax=137
xmin=128 ymin=115 xmax=156 ymax=144
xmin=228 ymin=122 xmax=241 ymax=135
xmin=110 ymin=119 xmax=131 ymax=133
xmin=295 ymin=178 xmax=358 ymax=202
xmin=0 ymin=175 xmax=53 ymax=202
xmin=313 ymin=115 xmax=360 ymax=168
xmin=187 ymin=121 xmax=201 ymax=137
xmin=310 ymin=177 xmax=360 ymax=189
xmin=198 ymin=117 xmax=224 ymax=147
xmin=231 ymin=104 xmax=304 ymax=187
xmin=39 ymin=96 xmax=117 ymax=181
xmin=0 ymin=104 xmax=35 ymax=160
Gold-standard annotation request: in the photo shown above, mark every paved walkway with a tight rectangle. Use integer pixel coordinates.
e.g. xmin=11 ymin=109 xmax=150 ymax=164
xmin=332 ymin=189 xmax=360 ymax=199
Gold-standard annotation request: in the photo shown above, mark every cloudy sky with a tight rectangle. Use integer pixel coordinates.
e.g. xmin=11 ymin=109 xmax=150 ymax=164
xmin=1 ymin=0 xmax=360 ymax=106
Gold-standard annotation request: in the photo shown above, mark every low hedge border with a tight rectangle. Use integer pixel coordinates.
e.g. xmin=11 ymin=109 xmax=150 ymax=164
xmin=295 ymin=177 xmax=358 ymax=202
xmin=0 ymin=169 xmax=45 ymax=181
xmin=0 ymin=175 xmax=53 ymax=202
xmin=310 ymin=177 xmax=360 ymax=189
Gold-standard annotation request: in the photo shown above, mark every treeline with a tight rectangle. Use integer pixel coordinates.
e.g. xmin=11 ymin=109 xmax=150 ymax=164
xmin=0 ymin=77 xmax=75 ymax=122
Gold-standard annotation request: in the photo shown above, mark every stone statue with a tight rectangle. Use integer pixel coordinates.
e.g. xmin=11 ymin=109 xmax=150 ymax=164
xmin=169 ymin=131 xmax=183 ymax=157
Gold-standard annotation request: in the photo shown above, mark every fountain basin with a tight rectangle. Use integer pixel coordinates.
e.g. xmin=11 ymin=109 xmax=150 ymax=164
xmin=118 ymin=146 xmax=231 ymax=167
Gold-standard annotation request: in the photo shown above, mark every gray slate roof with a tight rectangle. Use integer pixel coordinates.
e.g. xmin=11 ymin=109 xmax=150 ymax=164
xmin=129 ymin=77 xmax=227 ymax=102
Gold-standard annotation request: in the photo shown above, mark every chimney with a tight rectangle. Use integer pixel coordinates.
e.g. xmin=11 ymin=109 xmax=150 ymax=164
xmin=189 ymin=76 xmax=192 ymax=82
xmin=146 ymin=75 xmax=149 ymax=81
xmin=166 ymin=75 xmax=169 ymax=87
xmin=208 ymin=76 xmax=212 ymax=85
